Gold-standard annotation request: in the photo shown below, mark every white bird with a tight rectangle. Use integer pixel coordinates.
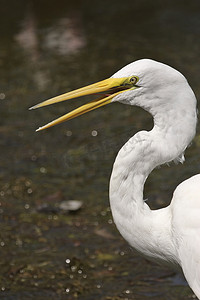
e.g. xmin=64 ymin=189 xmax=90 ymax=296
xmin=30 ymin=59 xmax=200 ymax=298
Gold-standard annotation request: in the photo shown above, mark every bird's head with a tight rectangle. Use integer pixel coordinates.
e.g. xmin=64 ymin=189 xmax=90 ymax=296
xmin=30 ymin=59 xmax=191 ymax=131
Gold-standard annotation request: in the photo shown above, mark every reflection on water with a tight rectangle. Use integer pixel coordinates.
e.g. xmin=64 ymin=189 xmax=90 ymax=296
xmin=15 ymin=11 xmax=86 ymax=57
xmin=15 ymin=13 xmax=39 ymax=59
xmin=43 ymin=16 xmax=86 ymax=55
xmin=0 ymin=0 xmax=200 ymax=299
xmin=14 ymin=7 xmax=86 ymax=91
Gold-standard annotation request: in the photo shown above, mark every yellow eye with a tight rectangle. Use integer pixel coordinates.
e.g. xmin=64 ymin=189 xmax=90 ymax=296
xmin=130 ymin=76 xmax=138 ymax=84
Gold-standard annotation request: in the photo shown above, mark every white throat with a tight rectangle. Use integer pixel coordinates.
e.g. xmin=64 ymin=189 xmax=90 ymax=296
xmin=109 ymin=90 xmax=197 ymax=264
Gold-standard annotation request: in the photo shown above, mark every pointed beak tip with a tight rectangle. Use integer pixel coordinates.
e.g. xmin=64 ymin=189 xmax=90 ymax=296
xmin=36 ymin=127 xmax=43 ymax=132
xmin=29 ymin=106 xmax=36 ymax=110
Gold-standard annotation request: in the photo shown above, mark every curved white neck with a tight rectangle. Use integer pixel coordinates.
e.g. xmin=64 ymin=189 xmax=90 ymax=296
xmin=109 ymin=100 xmax=196 ymax=263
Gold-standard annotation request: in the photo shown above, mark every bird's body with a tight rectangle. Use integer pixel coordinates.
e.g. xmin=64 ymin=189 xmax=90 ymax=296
xmin=32 ymin=59 xmax=200 ymax=298
xmin=110 ymin=60 xmax=197 ymax=262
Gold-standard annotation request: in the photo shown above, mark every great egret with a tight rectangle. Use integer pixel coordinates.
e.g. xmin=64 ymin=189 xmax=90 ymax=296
xmin=30 ymin=59 xmax=200 ymax=298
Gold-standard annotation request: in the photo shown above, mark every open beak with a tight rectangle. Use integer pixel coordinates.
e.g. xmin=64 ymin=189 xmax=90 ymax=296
xmin=30 ymin=76 xmax=138 ymax=131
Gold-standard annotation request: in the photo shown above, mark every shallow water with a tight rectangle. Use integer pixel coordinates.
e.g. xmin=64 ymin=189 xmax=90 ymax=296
xmin=0 ymin=0 xmax=200 ymax=299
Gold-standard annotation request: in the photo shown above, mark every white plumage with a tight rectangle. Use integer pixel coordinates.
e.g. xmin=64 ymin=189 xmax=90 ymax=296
xmin=110 ymin=59 xmax=199 ymax=298
xmin=32 ymin=59 xmax=200 ymax=298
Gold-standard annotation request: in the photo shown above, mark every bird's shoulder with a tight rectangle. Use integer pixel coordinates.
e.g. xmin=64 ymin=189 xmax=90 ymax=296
xmin=171 ymin=174 xmax=200 ymax=231
xmin=171 ymin=174 xmax=200 ymax=210
xmin=170 ymin=174 xmax=200 ymax=298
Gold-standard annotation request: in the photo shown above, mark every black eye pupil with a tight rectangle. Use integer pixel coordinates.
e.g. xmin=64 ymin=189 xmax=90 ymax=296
xmin=130 ymin=77 xmax=136 ymax=82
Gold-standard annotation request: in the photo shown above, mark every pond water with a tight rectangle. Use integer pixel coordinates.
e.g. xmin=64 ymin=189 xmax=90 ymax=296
xmin=0 ymin=0 xmax=200 ymax=299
